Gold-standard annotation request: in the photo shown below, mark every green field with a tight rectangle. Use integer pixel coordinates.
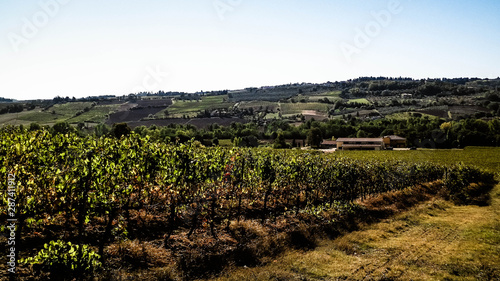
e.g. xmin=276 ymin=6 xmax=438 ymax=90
xmin=217 ymin=139 xmax=233 ymax=147
xmin=280 ymin=102 xmax=329 ymax=115
xmin=387 ymin=112 xmax=438 ymax=120
xmin=308 ymin=95 xmax=342 ymax=103
xmin=16 ymin=111 xmax=66 ymax=123
xmin=313 ymin=90 xmax=342 ymax=97
xmin=0 ymin=111 xmax=35 ymax=126
xmin=51 ymin=102 xmax=95 ymax=116
xmin=347 ymin=98 xmax=371 ymax=105
xmin=17 ymin=102 xmax=95 ymax=124
xmin=66 ymin=104 xmax=123 ymax=123
xmin=237 ymin=101 xmax=278 ymax=110
xmin=158 ymin=95 xmax=235 ymax=117
xmin=307 ymin=90 xmax=343 ymax=103
xmin=336 ymin=147 xmax=500 ymax=174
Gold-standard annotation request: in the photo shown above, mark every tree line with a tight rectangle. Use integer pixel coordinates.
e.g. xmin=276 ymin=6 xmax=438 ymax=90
xmin=17 ymin=114 xmax=500 ymax=149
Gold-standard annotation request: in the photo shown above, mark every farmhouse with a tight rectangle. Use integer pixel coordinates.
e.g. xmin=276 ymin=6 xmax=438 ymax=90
xmin=336 ymin=135 xmax=407 ymax=150
xmin=321 ymin=140 xmax=337 ymax=149
xmin=336 ymin=138 xmax=385 ymax=150
xmin=383 ymin=135 xmax=407 ymax=148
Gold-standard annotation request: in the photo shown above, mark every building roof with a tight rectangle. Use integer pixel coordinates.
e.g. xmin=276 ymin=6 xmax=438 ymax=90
xmin=342 ymin=144 xmax=384 ymax=148
xmin=336 ymin=138 xmax=383 ymax=143
xmin=321 ymin=140 xmax=337 ymax=145
xmin=384 ymin=135 xmax=406 ymax=141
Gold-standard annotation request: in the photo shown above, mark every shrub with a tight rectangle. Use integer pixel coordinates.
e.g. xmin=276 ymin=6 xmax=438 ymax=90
xmin=112 ymin=122 xmax=131 ymax=138
xmin=52 ymin=122 xmax=74 ymax=134
xmin=443 ymin=164 xmax=496 ymax=205
xmin=21 ymin=240 xmax=101 ymax=280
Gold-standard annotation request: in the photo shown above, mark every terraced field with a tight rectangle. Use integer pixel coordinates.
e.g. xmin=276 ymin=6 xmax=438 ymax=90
xmin=347 ymin=98 xmax=371 ymax=105
xmin=67 ymin=104 xmax=123 ymax=123
xmin=159 ymin=95 xmax=235 ymax=118
xmin=280 ymin=102 xmax=329 ymax=115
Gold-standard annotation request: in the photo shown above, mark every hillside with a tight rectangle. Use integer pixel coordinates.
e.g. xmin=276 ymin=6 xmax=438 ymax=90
xmin=1 ymin=78 xmax=499 ymax=126
xmin=1 ymin=77 xmax=500 ymax=148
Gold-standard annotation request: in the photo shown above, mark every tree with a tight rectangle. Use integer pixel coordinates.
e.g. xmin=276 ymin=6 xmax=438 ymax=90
xmin=175 ymin=130 xmax=191 ymax=143
xmin=95 ymin=124 xmax=110 ymax=137
xmin=240 ymin=135 xmax=259 ymax=147
xmin=232 ymin=137 xmax=241 ymax=147
xmin=77 ymin=122 xmax=85 ymax=130
xmin=307 ymin=127 xmax=323 ymax=148
xmin=488 ymin=119 xmax=500 ymax=135
xmin=29 ymin=123 xmax=41 ymax=131
xmin=356 ymin=130 xmax=367 ymax=138
xmin=52 ymin=122 xmax=74 ymax=134
xmin=273 ymin=132 xmax=287 ymax=149
xmin=112 ymin=123 xmax=131 ymax=138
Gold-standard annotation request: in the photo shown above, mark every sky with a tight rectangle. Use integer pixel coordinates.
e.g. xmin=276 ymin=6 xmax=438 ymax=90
xmin=0 ymin=0 xmax=499 ymax=100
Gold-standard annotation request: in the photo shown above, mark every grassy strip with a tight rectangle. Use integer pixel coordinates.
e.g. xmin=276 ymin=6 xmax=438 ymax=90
xmin=209 ymin=182 xmax=500 ymax=281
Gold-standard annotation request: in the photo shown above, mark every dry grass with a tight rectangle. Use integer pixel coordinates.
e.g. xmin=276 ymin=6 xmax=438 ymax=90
xmin=106 ymin=240 xmax=172 ymax=269
xmin=357 ymin=181 xmax=442 ymax=215
xmin=228 ymin=220 xmax=288 ymax=267
xmin=208 ymin=184 xmax=500 ymax=281
xmin=102 ymin=240 xmax=179 ymax=281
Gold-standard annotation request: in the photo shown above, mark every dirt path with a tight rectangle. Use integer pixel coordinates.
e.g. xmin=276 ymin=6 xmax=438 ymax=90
xmin=210 ymin=185 xmax=500 ymax=280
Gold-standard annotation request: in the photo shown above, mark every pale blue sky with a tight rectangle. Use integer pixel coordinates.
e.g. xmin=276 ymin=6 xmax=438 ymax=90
xmin=1 ymin=0 xmax=499 ymax=100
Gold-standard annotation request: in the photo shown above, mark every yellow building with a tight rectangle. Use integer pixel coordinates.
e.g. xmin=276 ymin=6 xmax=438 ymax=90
xmin=336 ymin=138 xmax=385 ymax=150
xmin=383 ymin=135 xmax=407 ymax=148
xmin=336 ymin=135 xmax=406 ymax=150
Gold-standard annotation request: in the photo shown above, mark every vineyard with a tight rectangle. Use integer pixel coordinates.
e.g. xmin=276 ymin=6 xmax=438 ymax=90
xmin=0 ymin=127 xmax=496 ymax=280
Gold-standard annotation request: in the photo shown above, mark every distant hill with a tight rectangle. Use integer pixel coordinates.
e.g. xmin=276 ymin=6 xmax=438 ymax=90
xmin=0 ymin=77 xmax=499 ymax=128
xmin=0 ymin=97 xmax=14 ymax=102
